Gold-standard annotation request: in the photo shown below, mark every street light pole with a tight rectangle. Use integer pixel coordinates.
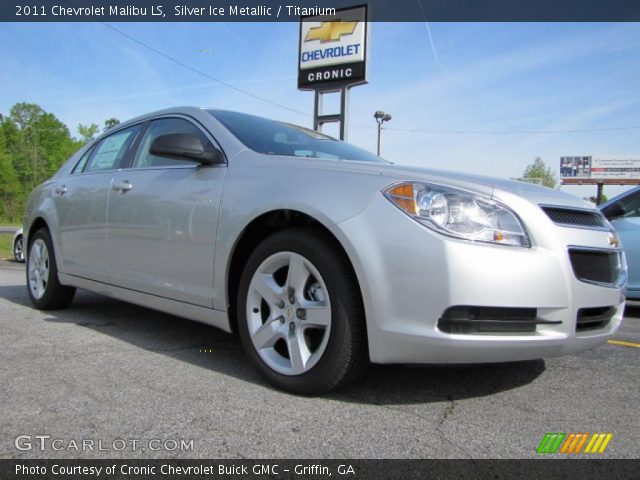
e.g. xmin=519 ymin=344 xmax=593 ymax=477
xmin=373 ymin=111 xmax=392 ymax=156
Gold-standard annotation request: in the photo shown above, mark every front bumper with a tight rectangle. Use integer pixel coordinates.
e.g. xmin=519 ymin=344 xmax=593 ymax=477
xmin=332 ymin=194 xmax=625 ymax=364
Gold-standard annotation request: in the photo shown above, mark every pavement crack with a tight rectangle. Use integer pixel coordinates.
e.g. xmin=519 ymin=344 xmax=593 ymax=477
xmin=362 ymin=399 xmax=477 ymax=460
xmin=438 ymin=396 xmax=456 ymax=426
xmin=431 ymin=396 xmax=478 ymax=460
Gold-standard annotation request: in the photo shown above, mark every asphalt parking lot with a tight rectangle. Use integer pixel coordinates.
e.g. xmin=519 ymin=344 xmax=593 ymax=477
xmin=0 ymin=259 xmax=638 ymax=459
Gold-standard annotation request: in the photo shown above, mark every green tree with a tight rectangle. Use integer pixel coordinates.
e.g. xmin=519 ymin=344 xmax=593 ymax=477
xmin=78 ymin=123 xmax=99 ymax=143
xmin=9 ymin=102 xmax=44 ymax=130
xmin=7 ymin=103 xmax=78 ymax=188
xmin=0 ymin=138 xmax=21 ymax=223
xmin=103 ymin=117 xmax=120 ymax=132
xmin=588 ymin=194 xmax=608 ymax=204
xmin=522 ymin=157 xmax=558 ymax=189
xmin=0 ymin=114 xmax=22 ymax=176
xmin=0 ymin=102 xmax=81 ymax=221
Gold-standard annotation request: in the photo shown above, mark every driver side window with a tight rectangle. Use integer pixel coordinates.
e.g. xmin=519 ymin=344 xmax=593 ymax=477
xmin=133 ymin=118 xmax=211 ymax=168
xmin=621 ymin=191 xmax=640 ymax=218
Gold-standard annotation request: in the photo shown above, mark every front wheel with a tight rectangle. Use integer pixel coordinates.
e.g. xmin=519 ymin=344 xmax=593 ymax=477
xmin=27 ymin=228 xmax=76 ymax=310
xmin=237 ymin=228 xmax=368 ymax=394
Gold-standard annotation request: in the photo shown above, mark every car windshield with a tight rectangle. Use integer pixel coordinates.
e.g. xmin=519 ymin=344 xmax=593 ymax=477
xmin=209 ymin=110 xmax=387 ymax=163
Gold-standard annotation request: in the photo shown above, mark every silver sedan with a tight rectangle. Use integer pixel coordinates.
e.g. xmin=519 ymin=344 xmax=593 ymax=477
xmin=23 ymin=107 xmax=626 ymax=394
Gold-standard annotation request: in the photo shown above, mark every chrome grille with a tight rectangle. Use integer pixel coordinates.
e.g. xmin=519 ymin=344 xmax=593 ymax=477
xmin=542 ymin=206 xmax=606 ymax=229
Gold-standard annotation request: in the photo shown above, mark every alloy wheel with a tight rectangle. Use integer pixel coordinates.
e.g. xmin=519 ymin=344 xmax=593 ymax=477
xmin=246 ymin=251 xmax=332 ymax=376
xmin=28 ymin=239 xmax=49 ymax=299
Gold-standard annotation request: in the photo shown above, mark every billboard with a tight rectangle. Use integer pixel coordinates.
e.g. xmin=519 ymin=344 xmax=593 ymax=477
xmin=591 ymin=158 xmax=640 ymax=180
xmin=298 ymin=5 xmax=369 ymax=89
xmin=560 ymin=156 xmax=591 ymax=178
xmin=561 ymin=156 xmax=640 ymax=180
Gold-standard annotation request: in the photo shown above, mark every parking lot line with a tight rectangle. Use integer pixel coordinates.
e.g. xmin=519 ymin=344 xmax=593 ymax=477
xmin=608 ymin=339 xmax=640 ymax=348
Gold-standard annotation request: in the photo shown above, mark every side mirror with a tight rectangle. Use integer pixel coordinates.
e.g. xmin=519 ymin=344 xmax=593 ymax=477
xmin=150 ymin=133 xmax=224 ymax=165
xmin=602 ymin=202 xmax=625 ymax=220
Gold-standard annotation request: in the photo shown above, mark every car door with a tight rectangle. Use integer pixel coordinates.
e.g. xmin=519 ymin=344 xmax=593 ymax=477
xmin=53 ymin=125 xmax=141 ymax=282
xmin=107 ymin=116 xmax=226 ymax=307
xmin=605 ymin=189 xmax=640 ymax=298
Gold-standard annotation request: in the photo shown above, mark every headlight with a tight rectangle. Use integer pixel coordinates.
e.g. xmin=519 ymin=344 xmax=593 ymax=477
xmin=383 ymin=182 xmax=530 ymax=247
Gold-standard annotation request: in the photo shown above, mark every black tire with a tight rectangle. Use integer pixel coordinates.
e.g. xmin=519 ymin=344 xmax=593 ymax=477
xmin=237 ymin=228 xmax=368 ymax=394
xmin=26 ymin=228 xmax=76 ymax=310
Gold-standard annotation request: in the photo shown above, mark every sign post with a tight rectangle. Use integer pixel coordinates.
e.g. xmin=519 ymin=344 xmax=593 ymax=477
xmin=298 ymin=4 xmax=369 ymax=140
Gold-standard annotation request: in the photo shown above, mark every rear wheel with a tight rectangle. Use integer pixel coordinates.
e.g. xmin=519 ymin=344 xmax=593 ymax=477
xmin=237 ymin=228 xmax=368 ymax=394
xmin=27 ymin=228 xmax=75 ymax=310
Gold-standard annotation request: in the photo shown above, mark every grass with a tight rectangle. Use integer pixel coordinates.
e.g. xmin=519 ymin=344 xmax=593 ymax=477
xmin=0 ymin=219 xmax=22 ymax=227
xmin=0 ymin=233 xmax=15 ymax=260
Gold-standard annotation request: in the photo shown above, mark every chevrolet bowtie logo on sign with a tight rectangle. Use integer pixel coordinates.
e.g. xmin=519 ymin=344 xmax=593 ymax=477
xmin=305 ymin=21 xmax=358 ymax=43
xmin=537 ymin=432 xmax=613 ymax=454
xmin=298 ymin=5 xmax=368 ymax=89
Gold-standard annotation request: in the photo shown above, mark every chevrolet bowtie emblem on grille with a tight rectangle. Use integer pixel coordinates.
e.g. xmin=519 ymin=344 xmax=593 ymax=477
xmin=305 ymin=21 xmax=358 ymax=43
xmin=608 ymin=233 xmax=620 ymax=247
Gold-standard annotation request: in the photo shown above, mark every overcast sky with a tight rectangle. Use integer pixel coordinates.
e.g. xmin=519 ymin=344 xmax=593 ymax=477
xmin=1 ymin=21 xmax=639 ymax=198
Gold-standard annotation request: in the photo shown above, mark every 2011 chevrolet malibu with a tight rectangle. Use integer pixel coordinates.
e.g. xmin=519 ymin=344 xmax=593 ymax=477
xmin=23 ymin=107 xmax=626 ymax=394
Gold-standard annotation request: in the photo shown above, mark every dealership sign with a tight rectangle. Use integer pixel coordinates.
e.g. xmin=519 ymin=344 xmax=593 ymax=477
xmin=561 ymin=156 xmax=640 ymax=180
xmin=298 ymin=5 xmax=369 ymax=89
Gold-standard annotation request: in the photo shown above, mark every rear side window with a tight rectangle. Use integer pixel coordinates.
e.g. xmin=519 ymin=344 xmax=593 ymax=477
xmin=71 ymin=147 xmax=93 ymax=174
xmin=132 ymin=118 xmax=213 ymax=168
xmin=84 ymin=125 xmax=140 ymax=173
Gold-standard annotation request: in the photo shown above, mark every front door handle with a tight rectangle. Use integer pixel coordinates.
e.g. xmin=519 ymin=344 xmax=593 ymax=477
xmin=112 ymin=181 xmax=133 ymax=193
xmin=54 ymin=185 xmax=68 ymax=196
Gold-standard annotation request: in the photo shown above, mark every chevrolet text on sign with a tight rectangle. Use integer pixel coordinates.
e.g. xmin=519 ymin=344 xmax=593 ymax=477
xmin=298 ymin=4 xmax=369 ymax=89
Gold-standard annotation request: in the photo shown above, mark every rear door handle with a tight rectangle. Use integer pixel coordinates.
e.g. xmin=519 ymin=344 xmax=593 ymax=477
xmin=54 ymin=185 xmax=67 ymax=196
xmin=112 ymin=180 xmax=133 ymax=193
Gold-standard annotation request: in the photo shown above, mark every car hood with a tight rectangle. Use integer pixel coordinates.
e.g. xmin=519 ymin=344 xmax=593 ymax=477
xmin=296 ymin=158 xmax=592 ymax=209
xmin=389 ymin=164 xmax=589 ymax=208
